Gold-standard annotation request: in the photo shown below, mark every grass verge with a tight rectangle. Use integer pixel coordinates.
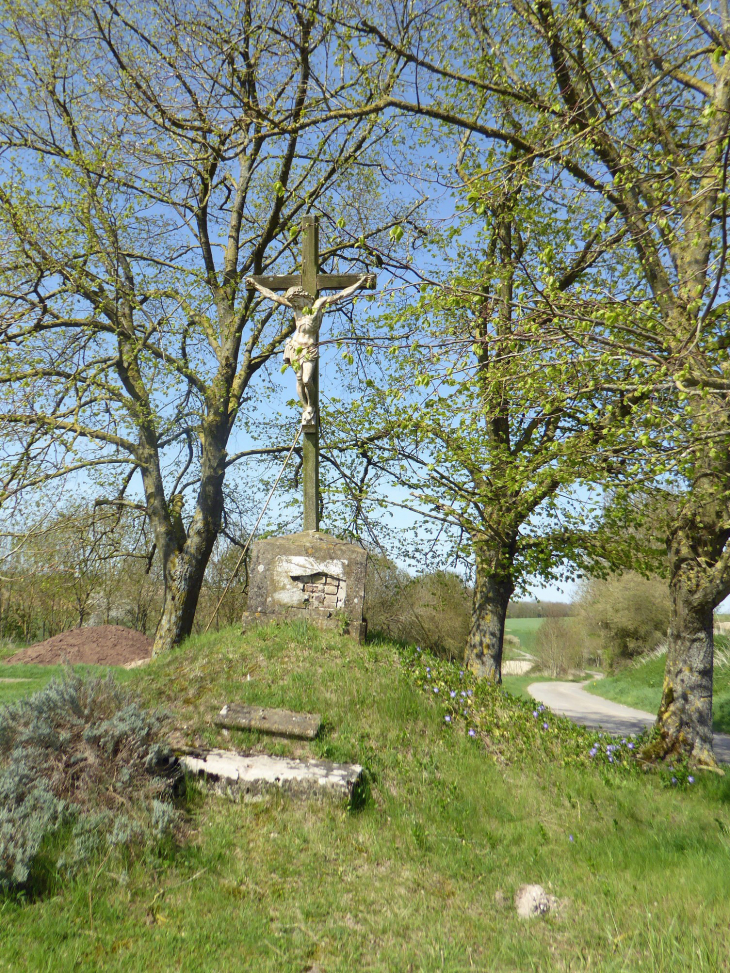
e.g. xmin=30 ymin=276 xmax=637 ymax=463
xmin=2 ymin=623 xmax=730 ymax=972
xmin=585 ymin=650 xmax=730 ymax=734
xmin=0 ymin=661 xmax=135 ymax=706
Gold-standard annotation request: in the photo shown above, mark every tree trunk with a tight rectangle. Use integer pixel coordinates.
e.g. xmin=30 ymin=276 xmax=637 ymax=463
xmin=149 ymin=420 xmax=228 ymax=657
xmin=644 ymin=407 xmax=730 ymax=769
xmin=651 ymin=574 xmax=715 ymax=767
xmin=464 ymin=549 xmax=514 ymax=682
xmin=645 ymin=505 xmax=722 ymax=767
xmin=152 ymin=519 xmax=218 ymax=656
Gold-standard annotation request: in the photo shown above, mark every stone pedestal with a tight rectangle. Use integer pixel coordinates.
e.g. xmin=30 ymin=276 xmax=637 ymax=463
xmin=242 ymin=531 xmax=368 ymax=641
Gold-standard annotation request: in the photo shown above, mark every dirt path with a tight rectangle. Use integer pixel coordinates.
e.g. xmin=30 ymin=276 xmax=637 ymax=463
xmin=528 ymin=679 xmax=730 ymax=763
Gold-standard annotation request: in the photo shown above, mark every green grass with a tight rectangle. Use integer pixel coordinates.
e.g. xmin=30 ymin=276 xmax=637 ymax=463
xmin=3 ymin=623 xmax=730 ymax=972
xmin=0 ymin=660 xmax=135 ymax=705
xmin=585 ymin=650 xmax=730 ymax=734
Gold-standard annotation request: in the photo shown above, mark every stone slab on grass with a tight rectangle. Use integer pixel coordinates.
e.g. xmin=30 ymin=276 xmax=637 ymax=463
xmin=215 ymin=703 xmax=321 ymax=739
xmin=181 ymin=748 xmax=362 ymax=801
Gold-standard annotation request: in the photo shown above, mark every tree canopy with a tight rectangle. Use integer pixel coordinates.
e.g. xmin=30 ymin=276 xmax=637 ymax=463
xmin=0 ymin=0 xmax=412 ymax=652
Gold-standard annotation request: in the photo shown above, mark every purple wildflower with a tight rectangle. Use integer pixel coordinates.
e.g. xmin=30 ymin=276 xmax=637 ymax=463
xmin=542 ymin=722 xmax=549 ymax=730
xmin=444 ymin=715 xmax=451 ymax=723
xmin=569 ymin=835 xmax=574 ymax=842
xmin=450 ymin=690 xmax=457 ymax=698
xmin=688 ymin=776 xmax=695 ymax=784
xmin=468 ymin=728 xmax=476 ymax=737
xmin=433 ymin=686 xmax=439 ymax=693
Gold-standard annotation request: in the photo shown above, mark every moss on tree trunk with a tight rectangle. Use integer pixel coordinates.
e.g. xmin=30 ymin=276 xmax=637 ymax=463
xmin=652 ymin=584 xmax=715 ymax=766
xmin=645 ymin=482 xmax=729 ymax=769
xmin=645 ymin=537 xmax=719 ymax=768
xmin=152 ymin=523 xmax=218 ymax=656
xmin=149 ymin=420 xmax=227 ymax=657
xmin=464 ymin=549 xmax=513 ymax=682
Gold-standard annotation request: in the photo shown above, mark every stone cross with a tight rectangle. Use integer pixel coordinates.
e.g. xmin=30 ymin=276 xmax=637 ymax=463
xmin=246 ymin=215 xmax=376 ymax=531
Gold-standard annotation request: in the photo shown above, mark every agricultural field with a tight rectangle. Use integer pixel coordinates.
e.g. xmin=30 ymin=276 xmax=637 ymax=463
xmin=502 ymin=616 xmax=545 ymax=656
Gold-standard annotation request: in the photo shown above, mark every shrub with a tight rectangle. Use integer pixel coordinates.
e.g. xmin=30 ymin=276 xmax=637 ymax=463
xmin=366 ymin=563 xmax=471 ymax=660
xmin=577 ymin=572 xmax=670 ymax=667
xmin=533 ymin=617 xmax=583 ymax=677
xmin=0 ymin=670 xmax=182 ymax=893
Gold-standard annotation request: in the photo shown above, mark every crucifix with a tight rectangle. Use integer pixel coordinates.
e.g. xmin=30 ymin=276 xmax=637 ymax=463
xmin=246 ymin=215 xmax=376 ymax=532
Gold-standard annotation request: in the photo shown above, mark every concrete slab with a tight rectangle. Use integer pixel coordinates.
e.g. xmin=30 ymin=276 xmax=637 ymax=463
xmin=215 ymin=703 xmax=322 ymax=739
xmin=180 ymin=748 xmax=363 ymax=801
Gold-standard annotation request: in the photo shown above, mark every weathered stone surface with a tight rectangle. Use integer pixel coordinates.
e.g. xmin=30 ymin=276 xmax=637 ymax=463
xmin=215 ymin=703 xmax=322 ymax=739
xmin=514 ymin=884 xmax=564 ymax=919
xmin=242 ymin=530 xmax=368 ymax=641
xmin=180 ymin=749 xmax=363 ymax=801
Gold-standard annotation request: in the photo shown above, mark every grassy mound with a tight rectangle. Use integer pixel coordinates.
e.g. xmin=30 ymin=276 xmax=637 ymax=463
xmin=2 ymin=623 xmax=730 ymax=972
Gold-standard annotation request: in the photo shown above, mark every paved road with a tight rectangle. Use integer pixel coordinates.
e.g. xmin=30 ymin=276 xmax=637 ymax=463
xmin=528 ymin=679 xmax=730 ymax=763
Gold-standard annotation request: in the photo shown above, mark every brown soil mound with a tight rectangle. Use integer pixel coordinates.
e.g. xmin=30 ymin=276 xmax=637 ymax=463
xmin=3 ymin=625 xmax=153 ymax=667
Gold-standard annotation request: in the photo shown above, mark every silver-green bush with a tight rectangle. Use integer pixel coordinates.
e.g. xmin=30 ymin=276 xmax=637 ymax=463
xmin=0 ymin=671 xmax=182 ymax=893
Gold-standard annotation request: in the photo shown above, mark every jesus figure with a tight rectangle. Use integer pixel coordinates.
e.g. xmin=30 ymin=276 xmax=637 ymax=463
xmin=246 ymin=274 xmax=375 ymax=428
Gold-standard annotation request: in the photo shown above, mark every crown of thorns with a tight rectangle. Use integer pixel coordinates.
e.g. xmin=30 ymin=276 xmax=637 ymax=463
xmin=285 ymin=286 xmax=314 ymax=300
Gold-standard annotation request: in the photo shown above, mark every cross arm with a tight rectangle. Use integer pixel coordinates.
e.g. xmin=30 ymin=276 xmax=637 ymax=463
xmin=316 ymin=273 xmax=377 ymax=308
xmin=246 ymin=274 xmax=301 ymax=292
xmin=246 ymin=272 xmax=377 ymax=295
xmin=245 ymin=276 xmax=294 ymax=306
xmin=315 ymin=273 xmax=377 ymax=291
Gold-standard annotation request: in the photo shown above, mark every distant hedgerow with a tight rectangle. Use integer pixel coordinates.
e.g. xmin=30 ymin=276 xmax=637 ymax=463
xmin=0 ymin=671 xmax=183 ymax=893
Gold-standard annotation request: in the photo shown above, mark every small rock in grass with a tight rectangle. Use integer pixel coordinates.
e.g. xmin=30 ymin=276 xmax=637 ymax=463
xmin=514 ymin=884 xmax=562 ymax=919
